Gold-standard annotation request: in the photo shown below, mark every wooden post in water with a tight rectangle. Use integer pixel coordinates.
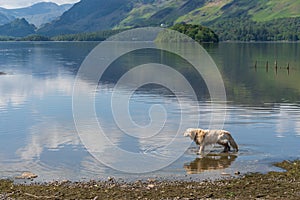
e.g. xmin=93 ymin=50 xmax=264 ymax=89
xmin=287 ymin=62 xmax=290 ymax=75
xmin=254 ymin=60 xmax=257 ymax=72
xmin=274 ymin=60 xmax=278 ymax=75
xmin=266 ymin=61 xmax=269 ymax=72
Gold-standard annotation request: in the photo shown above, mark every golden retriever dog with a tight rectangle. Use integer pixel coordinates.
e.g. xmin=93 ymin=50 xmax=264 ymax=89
xmin=184 ymin=128 xmax=238 ymax=155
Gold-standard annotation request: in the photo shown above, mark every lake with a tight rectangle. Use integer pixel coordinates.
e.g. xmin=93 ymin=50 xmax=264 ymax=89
xmin=0 ymin=40 xmax=300 ymax=182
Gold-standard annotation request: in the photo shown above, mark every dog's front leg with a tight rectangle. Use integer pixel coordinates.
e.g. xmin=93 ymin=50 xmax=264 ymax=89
xmin=198 ymin=145 xmax=205 ymax=156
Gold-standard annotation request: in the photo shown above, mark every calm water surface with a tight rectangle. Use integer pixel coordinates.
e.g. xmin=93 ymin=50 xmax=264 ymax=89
xmin=0 ymin=41 xmax=300 ymax=182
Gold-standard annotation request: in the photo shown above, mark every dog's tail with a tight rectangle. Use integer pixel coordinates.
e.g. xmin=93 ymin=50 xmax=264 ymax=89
xmin=225 ymin=132 xmax=238 ymax=152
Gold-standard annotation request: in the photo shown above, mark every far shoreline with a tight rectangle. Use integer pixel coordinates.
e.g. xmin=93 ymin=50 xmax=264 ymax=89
xmin=1 ymin=39 xmax=300 ymax=43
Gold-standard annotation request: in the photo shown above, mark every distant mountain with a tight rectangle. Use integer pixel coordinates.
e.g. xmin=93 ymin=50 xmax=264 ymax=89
xmin=38 ymin=0 xmax=300 ymax=38
xmin=38 ymin=0 xmax=131 ymax=36
xmin=0 ymin=2 xmax=73 ymax=28
xmin=0 ymin=18 xmax=35 ymax=37
xmin=0 ymin=10 xmax=14 ymax=25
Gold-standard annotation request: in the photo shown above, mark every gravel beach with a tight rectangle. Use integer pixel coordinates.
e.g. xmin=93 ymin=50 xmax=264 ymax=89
xmin=0 ymin=160 xmax=299 ymax=199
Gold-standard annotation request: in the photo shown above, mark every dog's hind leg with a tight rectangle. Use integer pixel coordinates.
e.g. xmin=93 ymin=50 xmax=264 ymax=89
xmin=218 ymin=142 xmax=230 ymax=153
xmin=223 ymin=143 xmax=231 ymax=153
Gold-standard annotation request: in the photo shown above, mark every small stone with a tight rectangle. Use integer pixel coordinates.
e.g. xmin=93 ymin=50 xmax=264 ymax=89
xmin=234 ymin=171 xmax=241 ymax=175
xmin=15 ymin=172 xmax=38 ymax=179
xmin=147 ymin=178 xmax=156 ymax=183
xmin=60 ymin=180 xmax=70 ymax=184
xmin=147 ymin=184 xmax=155 ymax=189
xmin=221 ymin=172 xmax=231 ymax=176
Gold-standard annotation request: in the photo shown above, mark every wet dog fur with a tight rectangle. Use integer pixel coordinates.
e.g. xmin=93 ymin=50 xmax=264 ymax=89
xmin=184 ymin=128 xmax=238 ymax=155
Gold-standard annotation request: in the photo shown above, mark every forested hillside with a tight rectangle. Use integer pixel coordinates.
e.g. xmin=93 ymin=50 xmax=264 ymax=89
xmin=1 ymin=0 xmax=299 ymax=41
xmin=37 ymin=0 xmax=300 ymax=41
xmin=209 ymin=16 xmax=300 ymax=41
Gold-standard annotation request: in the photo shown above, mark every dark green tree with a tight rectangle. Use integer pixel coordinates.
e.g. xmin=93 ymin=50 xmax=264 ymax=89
xmin=171 ymin=23 xmax=219 ymax=43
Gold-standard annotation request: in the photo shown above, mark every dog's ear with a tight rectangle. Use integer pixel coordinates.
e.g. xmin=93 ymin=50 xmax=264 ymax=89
xmin=197 ymin=129 xmax=207 ymax=140
xmin=192 ymin=129 xmax=198 ymax=136
xmin=187 ymin=129 xmax=196 ymax=138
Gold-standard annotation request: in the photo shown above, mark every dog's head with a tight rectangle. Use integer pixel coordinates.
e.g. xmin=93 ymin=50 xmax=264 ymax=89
xmin=184 ymin=128 xmax=207 ymax=142
xmin=184 ymin=128 xmax=195 ymax=137
xmin=184 ymin=128 xmax=204 ymax=138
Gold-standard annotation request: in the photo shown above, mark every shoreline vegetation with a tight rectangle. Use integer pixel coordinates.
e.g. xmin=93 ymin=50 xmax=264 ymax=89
xmin=0 ymin=24 xmax=218 ymax=42
xmin=0 ymin=160 xmax=299 ymax=199
xmin=0 ymin=22 xmax=299 ymax=43
xmin=0 ymin=29 xmax=126 ymax=42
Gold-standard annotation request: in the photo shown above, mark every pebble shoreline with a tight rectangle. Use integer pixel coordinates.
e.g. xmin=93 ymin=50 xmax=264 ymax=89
xmin=0 ymin=160 xmax=299 ymax=199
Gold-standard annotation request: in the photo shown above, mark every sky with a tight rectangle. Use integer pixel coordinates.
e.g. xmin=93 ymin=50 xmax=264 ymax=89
xmin=0 ymin=0 xmax=80 ymax=9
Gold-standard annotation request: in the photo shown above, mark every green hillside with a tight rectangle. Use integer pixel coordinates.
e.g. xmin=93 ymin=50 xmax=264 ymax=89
xmin=38 ymin=0 xmax=131 ymax=36
xmin=176 ymin=0 xmax=233 ymax=24
xmin=174 ymin=0 xmax=300 ymax=24
xmin=115 ymin=0 xmax=300 ymax=26
xmin=250 ymin=0 xmax=300 ymax=22
xmin=25 ymin=0 xmax=300 ymax=41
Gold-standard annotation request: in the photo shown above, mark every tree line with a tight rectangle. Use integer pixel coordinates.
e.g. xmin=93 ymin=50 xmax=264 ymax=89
xmin=209 ymin=17 xmax=300 ymax=41
xmin=0 ymin=29 xmax=126 ymax=41
xmin=171 ymin=23 xmax=219 ymax=43
xmin=0 ymin=17 xmax=299 ymax=42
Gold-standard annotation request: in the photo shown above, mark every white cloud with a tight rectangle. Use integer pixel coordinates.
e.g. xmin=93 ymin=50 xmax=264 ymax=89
xmin=16 ymin=121 xmax=81 ymax=160
xmin=0 ymin=0 xmax=79 ymax=9
xmin=0 ymin=74 xmax=74 ymax=108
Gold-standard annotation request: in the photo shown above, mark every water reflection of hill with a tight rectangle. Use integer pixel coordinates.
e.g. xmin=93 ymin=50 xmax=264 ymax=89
xmin=101 ymin=48 xmax=209 ymax=100
xmin=203 ymin=42 xmax=300 ymax=106
xmin=97 ymin=42 xmax=300 ymax=106
xmin=3 ymin=41 xmax=299 ymax=106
